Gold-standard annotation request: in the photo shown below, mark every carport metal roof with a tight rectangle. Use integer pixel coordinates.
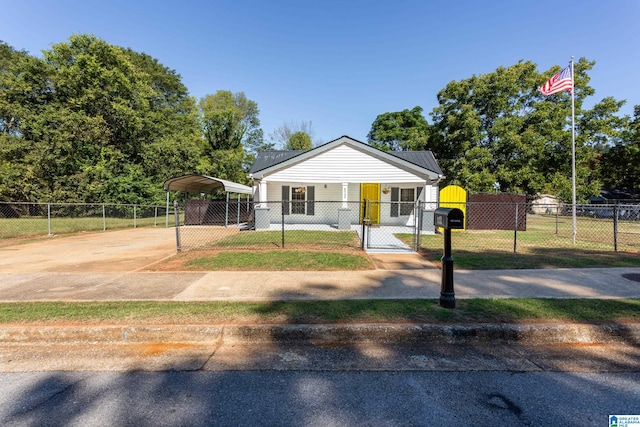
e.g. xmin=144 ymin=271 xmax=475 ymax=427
xmin=163 ymin=174 xmax=252 ymax=195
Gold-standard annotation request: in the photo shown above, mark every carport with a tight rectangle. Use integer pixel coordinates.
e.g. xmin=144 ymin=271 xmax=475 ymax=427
xmin=163 ymin=174 xmax=253 ymax=227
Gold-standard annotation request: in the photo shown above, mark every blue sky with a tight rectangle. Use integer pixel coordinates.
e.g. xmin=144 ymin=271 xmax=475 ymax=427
xmin=2 ymin=0 xmax=639 ymax=145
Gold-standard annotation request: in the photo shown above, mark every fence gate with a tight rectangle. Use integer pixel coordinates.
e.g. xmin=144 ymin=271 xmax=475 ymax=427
xmin=362 ymin=200 xmax=423 ymax=253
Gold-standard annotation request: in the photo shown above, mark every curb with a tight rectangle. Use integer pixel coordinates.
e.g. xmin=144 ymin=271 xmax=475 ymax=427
xmin=2 ymin=323 xmax=639 ymax=345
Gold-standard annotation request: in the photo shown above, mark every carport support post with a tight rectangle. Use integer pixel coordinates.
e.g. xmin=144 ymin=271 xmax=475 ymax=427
xmin=165 ymin=192 xmax=170 ymax=228
xmin=225 ymin=192 xmax=229 ymax=228
xmin=174 ymin=200 xmax=181 ymax=252
xmin=439 ymin=227 xmax=456 ymax=309
xmin=237 ymin=193 xmax=240 ymax=225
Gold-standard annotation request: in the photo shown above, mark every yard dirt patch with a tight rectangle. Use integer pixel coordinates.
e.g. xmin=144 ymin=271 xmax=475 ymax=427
xmin=0 ymin=227 xmax=176 ymax=273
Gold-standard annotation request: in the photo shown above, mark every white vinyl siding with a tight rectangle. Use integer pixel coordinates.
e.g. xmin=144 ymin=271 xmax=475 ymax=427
xmin=264 ymin=144 xmax=425 ymax=183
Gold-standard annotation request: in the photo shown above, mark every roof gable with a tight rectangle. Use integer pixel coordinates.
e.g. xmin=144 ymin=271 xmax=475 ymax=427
xmin=249 ymin=135 xmax=443 ymax=179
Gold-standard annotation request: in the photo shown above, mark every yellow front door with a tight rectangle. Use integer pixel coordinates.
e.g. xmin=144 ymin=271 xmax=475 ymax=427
xmin=360 ymin=183 xmax=380 ymax=224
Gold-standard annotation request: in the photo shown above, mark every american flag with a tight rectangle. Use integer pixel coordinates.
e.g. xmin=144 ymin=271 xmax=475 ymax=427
xmin=538 ymin=64 xmax=573 ymax=96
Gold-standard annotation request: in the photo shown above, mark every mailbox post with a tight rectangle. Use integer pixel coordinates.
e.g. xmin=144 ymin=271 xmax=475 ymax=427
xmin=434 ymin=208 xmax=464 ymax=308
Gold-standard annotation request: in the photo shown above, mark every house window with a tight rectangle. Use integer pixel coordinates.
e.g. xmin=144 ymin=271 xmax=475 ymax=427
xmin=291 ymin=187 xmax=306 ymax=214
xmin=400 ymin=188 xmax=415 ymax=216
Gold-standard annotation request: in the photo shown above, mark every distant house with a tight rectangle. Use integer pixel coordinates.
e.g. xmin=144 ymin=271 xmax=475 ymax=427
xmin=248 ymin=135 xmax=444 ymax=229
xmin=531 ymin=194 xmax=562 ymax=215
xmin=589 ymin=189 xmax=640 ymax=204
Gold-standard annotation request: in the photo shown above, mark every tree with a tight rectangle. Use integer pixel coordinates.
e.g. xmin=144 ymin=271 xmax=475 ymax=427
xmin=600 ymin=105 xmax=640 ymax=189
xmin=269 ymin=120 xmax=317 ymax=148
xmin=0 ymin=35 xmax=202 ymax=204
xmin=367 ymin=106 xmax=429 ymax=151
xmin=285 ymin=131 xmax=313 ymax=150
xmin=428 ymin=59 xmax=625 ymax=201
xmin=198 ymin=90 xmax=262 ymax=184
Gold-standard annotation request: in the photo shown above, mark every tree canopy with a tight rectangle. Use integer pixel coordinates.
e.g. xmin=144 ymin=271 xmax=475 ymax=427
xmin=0 ymin=35 xmax=203 ymax=204
xmin=600 ymin=105 xmax=640 ymax=190
xmin=285 ymin=131 xmax=313 ymax=150
xmin=2 ymin=34 xmax=636 ymax=205
xmin=369 ymin=59 xmax=633 ymax=202
xmin=367 ymin=106 xmax=429 ymax=151
xmin=269 ymin=120 xmax=317 ymax=148
xmin=197 ymin=90 xmax=262 ymax=184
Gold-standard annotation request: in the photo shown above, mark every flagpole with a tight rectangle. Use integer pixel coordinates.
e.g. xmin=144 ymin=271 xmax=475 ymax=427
xmin=571 ymin=56 xmax=577 ymax=244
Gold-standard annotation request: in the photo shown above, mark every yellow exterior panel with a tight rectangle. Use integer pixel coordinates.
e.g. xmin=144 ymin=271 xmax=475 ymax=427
xmin=439 ymin=185 xmax=467 ymax=230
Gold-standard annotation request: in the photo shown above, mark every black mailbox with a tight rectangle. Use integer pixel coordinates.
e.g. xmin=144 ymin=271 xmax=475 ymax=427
xmin=434 ymin=208 xmax=464 ymax=229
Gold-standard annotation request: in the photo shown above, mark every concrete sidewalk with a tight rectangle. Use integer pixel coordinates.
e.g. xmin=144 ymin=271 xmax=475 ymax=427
xmin=1 ymin=266 xmax=639 ymax=302
xmin=1 ymin=227 xmax=638 ymax=301
xmin=2 ymin=231 xmax=640 ymax=373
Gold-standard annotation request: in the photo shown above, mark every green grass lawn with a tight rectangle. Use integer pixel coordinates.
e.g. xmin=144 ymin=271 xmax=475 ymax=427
xmin=203 ymin=229 xmax=361 ymax=249
xmin=395 ymin=214 xmax=640 ymax=269
xmin=184 ymin=250 xmax=372 ymax=271
xmin=1 ymin=299 xmax=638 ymax=325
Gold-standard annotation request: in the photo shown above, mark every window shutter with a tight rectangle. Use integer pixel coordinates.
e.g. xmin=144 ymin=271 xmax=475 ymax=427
xmin=390 ymin=187 xmax=399 ymax=217
xmin=282 ymin=185 xmax=290 ymax=215
xmin=306 ymin=186 xmax=315 ymax=216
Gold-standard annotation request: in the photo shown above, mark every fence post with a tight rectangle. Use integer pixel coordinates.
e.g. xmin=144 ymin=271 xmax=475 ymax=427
xmin=281 ymin=200 xmax=285 ymax=248
xmin=411 ymin=202 xmax=418 ymax=251
xmin=416 ymin=201 xmax=423 ymax=250
xmin=613 ymin=204 xmax=619 ymax=252
xmin=154 ymin=206 xmax=158 ymax=227
xmin=513 ymin=203 xmax=519 ymax=253
xmin=361 ymin=200 xmax=367 ymax=251
xmin=237 ymin=193 xmax=240 ymax=226
xmin=47 ymin=203 xmax=51 ymax=236
xmin=555 ymin=206 xmax=559 ymax=235
xmin=103 ymin=204 xmax=106 ymax=231
xmin=174 ymin=200 xmax=181 ymax=252
xmin=133 ymin=205 xmax=137 ymax=228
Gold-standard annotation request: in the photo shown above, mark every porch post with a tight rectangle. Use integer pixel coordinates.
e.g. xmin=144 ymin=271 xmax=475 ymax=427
xmin=341 ymin=183 xmax=349 ymax=208
xmin=422 ymin=183 xmax=436 ymax=232
xmin=254 ymin=179 xmax=270 ymax=230
xmin=260 ymin=180 xmax=268 ymax=208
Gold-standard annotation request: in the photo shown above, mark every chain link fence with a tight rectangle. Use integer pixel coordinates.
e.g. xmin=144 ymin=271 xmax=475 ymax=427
xmin=174 ymin=199 xmax=436 ymax=252
xmin=176 ymin=200 xmax=364 ymax=252
xmin=419 ymin=202 xmax=640 ymax=254
xmin=174 ymin=199 xmax=639 ymax=255
xmin=0 ymin=201 xmax=169 ymax=240
xmin=3 ymin=199 xmax=637 ymax=257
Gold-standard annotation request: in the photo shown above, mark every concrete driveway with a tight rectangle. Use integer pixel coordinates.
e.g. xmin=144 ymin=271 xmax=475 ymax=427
xmin=0 ymin=227 xmax=177 ymax=273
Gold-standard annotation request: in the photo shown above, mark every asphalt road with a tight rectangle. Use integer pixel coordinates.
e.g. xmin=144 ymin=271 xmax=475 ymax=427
xmin=1 ymin=370 xmax=638 ymax=426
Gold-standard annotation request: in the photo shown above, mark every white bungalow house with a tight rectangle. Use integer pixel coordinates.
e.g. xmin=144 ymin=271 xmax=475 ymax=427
xmin=248 ymin=135 xmax=444 ymax=230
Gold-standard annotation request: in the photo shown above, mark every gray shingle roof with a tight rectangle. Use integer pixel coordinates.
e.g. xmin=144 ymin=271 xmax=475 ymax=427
xmin=389 ymin=151 xmax=443 ymax=175
xmin=249 ymin=135 xmax=443 ymax=177
xmin=248 ymin=150 xmax=306 ymax=174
